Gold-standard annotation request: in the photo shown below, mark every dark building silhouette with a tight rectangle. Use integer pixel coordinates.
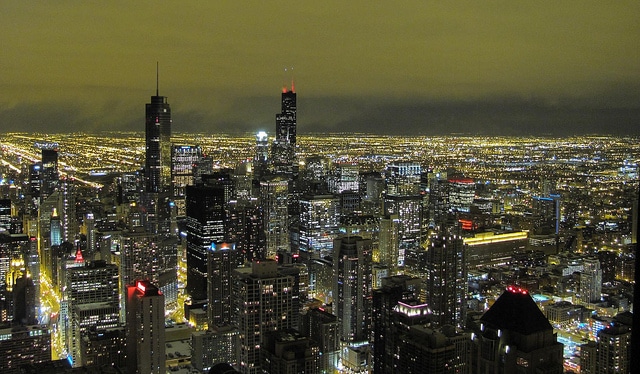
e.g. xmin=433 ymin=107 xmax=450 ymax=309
xmin=271 ymin=84 xmax=297 ymax=176
xmin=144 ymin=72 xmax=172 ymax=194
xmin=185 ymin=174 xmax=234 ymax=300
xmin=473 ymin=286 xmax=564 ymax=373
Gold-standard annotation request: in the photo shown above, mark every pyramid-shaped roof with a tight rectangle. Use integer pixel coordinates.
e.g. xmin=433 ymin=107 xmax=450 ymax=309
xmin=480 ymin=286 xmax=553 ymax=335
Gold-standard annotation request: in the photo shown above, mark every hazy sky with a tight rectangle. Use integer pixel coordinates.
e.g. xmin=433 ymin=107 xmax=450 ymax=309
xmin=1 ymin=2 xmax=639 ymax=136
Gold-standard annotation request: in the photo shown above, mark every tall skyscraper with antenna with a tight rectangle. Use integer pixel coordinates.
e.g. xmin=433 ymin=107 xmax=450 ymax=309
xmin=271 ymin=77 xmax=297 ymax=176
xmin=145 ymin=64 xmax=172 ymax=193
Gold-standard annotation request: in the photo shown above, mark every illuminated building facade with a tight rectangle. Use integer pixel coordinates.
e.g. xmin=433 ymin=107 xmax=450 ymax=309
xmin=185 ymin=180 xmax=228 ymax=300
xmin=253 ymin=131 xmax=269 ymax=180
xmin=0 ymin=324 xmax=51 ymax=374
xmin=385 ymin=161 xmax=422 ymax=196
xmin=125 ymin=280 xmax=165 ymax=374
xmin=144 ymin=85 xmax=172 ymax=194
xmin=329 ymin=163 xmax=359 ymax=194
xmin=232 ymin=260 xmax=298 ymax=374
xmin=301 ymin=307 xmax=340 ymax=373
xmin=473 ymin=286 xmax=564 ymax=373
xmin=372 ymin=275 xmax=422 ymax=374
xmin=40 ymin=146 xmax=59 ymax=200
xmin=191 ymin=325 xmax=239 ymax=372
xmin=422 ymin=232 xmax=467 ymax=327
xmin=271 ymin=85 xmax=297 ymax=176
xmin=447 ymin=177 xmax=475 ymax=213
xmin=383 ymin=194 xmax=423 ymax=266
xmin=333 ymin=235 xmax=372 ymax=343
xmin=80 ymin=326 xmax=127 ymax=369
xmin=260 ymin=176 xmax=289 ymax=258
xmin=298 ymin=194 xmax=339 ymax=258
xmin=171 ymin=144 xmax=201 ymax=217
xmin=581 ymin=323 xmax=631 ymax=374
xmin=118 ymin=228 xmax=160 ymax=310
xmin=64 ymin=260 xmax=119 ymax=367
xmin=207 ymin=242 xmax=239 ymax=327
xmin=580 ymin=257 xmax=603 ymax=304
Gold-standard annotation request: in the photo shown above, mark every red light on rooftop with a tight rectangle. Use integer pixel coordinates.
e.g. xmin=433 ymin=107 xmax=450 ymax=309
xmin=507 ymin=285 xmax=528 ymax=295
xmin=282 ymin=85 xmax=287 ymax=93
xmin=137 ymin=281 xmax=146 ymax=293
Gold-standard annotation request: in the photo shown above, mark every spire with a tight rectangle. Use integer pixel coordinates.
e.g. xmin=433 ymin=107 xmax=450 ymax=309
xmin=156 ymin=61 xmax=159 ymax=96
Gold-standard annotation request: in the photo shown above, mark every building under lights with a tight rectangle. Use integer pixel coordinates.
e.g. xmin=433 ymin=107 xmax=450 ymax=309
xmin=271 ymin=84 xmax=297 ymax=176
xmin=171 ymin=145 xmax=202 ymax=217
xmin=125 ymin=280 xmax=165 ymax=374
xmin=232 ymin=259 xmax=298 ymax=374
xmin=253 ymin=131 xmax=269 ymax=180
xmin=260 ymin=176 xmax=289 ymax=258
xmin=298 ymin=193 xmax=340 ymax=258
xmin=581 ymin=323 xmax=631 ymax=374
xmin=0 ymin=324 xmax=51 ymax=374
xmin=207 ymin=242 xmax=239 ymax=327
xmin=333 ymin=235 xmax=372 ymax=343
xmin=422 ymin=232 xmax=467 ymax=327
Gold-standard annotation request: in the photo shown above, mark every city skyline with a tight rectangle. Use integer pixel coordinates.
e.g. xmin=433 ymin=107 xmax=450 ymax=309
xmin=1 ymin=2 xmax=639 ymax=136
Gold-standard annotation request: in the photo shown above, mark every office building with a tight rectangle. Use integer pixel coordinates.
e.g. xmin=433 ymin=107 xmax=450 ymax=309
xmin=207 ymin=242 xmax=239 ymax=327
xmin=40 ymin=146 xmax=59 ymax=200
xmin=422 ymin=232 xmax=467 ymax=327
xmin=333 ymin=235 xmax=372 ymax=343
xmin=126 ymin=280 xmax=165 ymax=374
xmin=260 ymin=176 xmax=289 ymax=258
xmin=383 ymin=194 xmax=423 ymax=267
xmin=301 ymin=307 xmax=340 ymax=373
xmin=191 ymin=325 xmax=239 ymax=373
xmin=581 ymin=323 xmax=631 ymax=374
xmin=80 ymin=326 xmax=127 ymax=369
xmin=232 ymin=260 xmax=298 ymax=374
xmin=253 ymin=131 xmax=269 ymax=180
xmin=271 ymin=84 xmax=297 ymax=176
xmin=144 ymin=77 xmax=172 ymax=193
xmin=473 ymin=286 xmax=564 ymax=373
xmin=298 ymin=193 xmax=339 ymax=258
xmin=261 ymin=330 xmax=320 ymax=374
xmin=185 ymin=173 xmax=235 ymax=301
xmin=0 ymin=324 xmax=51 ymax=374
xmin=171 ymin=144 xmax=201 ymax=217
xmin=580 ymin=257 xmax=603 ymax=304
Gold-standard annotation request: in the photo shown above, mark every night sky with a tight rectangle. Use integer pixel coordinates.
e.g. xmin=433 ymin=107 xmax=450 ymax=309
xmin=1 ymin=2 xmax=639 ymax=136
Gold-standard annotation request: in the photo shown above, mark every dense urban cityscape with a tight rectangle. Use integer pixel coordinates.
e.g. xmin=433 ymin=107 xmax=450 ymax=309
xmin=0 ymin=84 xmax=638 ymax=374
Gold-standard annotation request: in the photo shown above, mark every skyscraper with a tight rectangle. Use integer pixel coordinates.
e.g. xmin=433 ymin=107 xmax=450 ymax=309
xmin=40 ymin=146 xmax=59 ymax=200
xmin=422 ymin=232 xmax=467 ymax=327
xmin=232 ymin=259 xmax=298 ymax=374
xmin=333 ymin=235 xmax=372 ymax=343
xmin=207 ymin=242 xmax=239 ymax=327
xmin=126 ymin=280 xmax=165 ymax=374
xmin=253 ymin=131 xmax=269 ymax=180
xmin=260 ymin=176 xmax=289 ymax=258
xmin=171 ymin=144 xmax=202 ymax=217
xmin=580 ymin=257 xmax=603 ymax=304
xmin=473 ymin=286 xmax=564 ymax=373
xmin=186 ymin=179 xmax=228 ymax=300
xmin=271 ymin=84 xmax=297 ymax=176
xmin=144 ymin=71 xmax=172 ymax=194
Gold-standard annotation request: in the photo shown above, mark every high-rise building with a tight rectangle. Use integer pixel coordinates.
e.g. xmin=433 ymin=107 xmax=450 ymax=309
xmin=118 ymin=228 xmax=160 ymax=311
xmin=261 ymin=330 xmax=320 ymax=374
xmin=40 ymin=146 xmax=59 ymax=200
xmin=253 ymin=131 xmax=269 ymax=180
xmin=301 ymin=307 xmax=340 ymax=373
xmin=144 ymin=76 xmax=172 ymax=194
xmin=473 ymin=286 xmax=564 ymax=373
xmin=298 ymin=193 xmax=339 ymax=259
xmin=64 ymin=260 xmax=119 ymax=366
xmin=171 ymin=145 xmax=202 ymax=217
xmin=581 ymin=323 xmax=631 ymax=374
xmin=125 ymin=280 xmax=165 ymax=374
xmin=329 ymin=163 xmax=359 ymax=194
xmin=422 ymin=232 xmax=467 ymax=327
xmin=0 ymin=324 xmax=51 ymax=374
xmin=191 ymin=325 xmax=239 ymax=373
xmin=207 ymin=242 xmax=239 ymax=327
xmin=333 ymin=235 xmax=372 ymax=343
xmin=232 ymin=259 xmax=298 ymax=374
xmin=185 ymin=180 xmax=228 ymax=300
xmin=372 ymin=275 xmax=422 ymax=374
xmin=260 ymin=176 xmax=289 ymax=258
xmin=383 ymin=194 xmax=423 ymax=267
xmin=271 ymin=84 xmax=297 ymax=176
xmin=394 ymin=321 xmax=471 ymax=374
xmin=580 ymin=257 xmax=603 ymax=304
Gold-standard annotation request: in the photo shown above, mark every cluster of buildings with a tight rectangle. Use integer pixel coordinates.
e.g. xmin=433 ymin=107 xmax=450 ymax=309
xmin=0 ymin=80 xmax=637 ymax=373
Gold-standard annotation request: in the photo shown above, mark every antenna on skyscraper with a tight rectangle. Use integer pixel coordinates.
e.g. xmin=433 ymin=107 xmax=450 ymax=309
xmin=282 ymin=67 xmax=288 ymax=93
xmin=291 ymin=67 xmax=295 ymax=93
xmin=156 ymin=62 xmax=159 ymax=96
